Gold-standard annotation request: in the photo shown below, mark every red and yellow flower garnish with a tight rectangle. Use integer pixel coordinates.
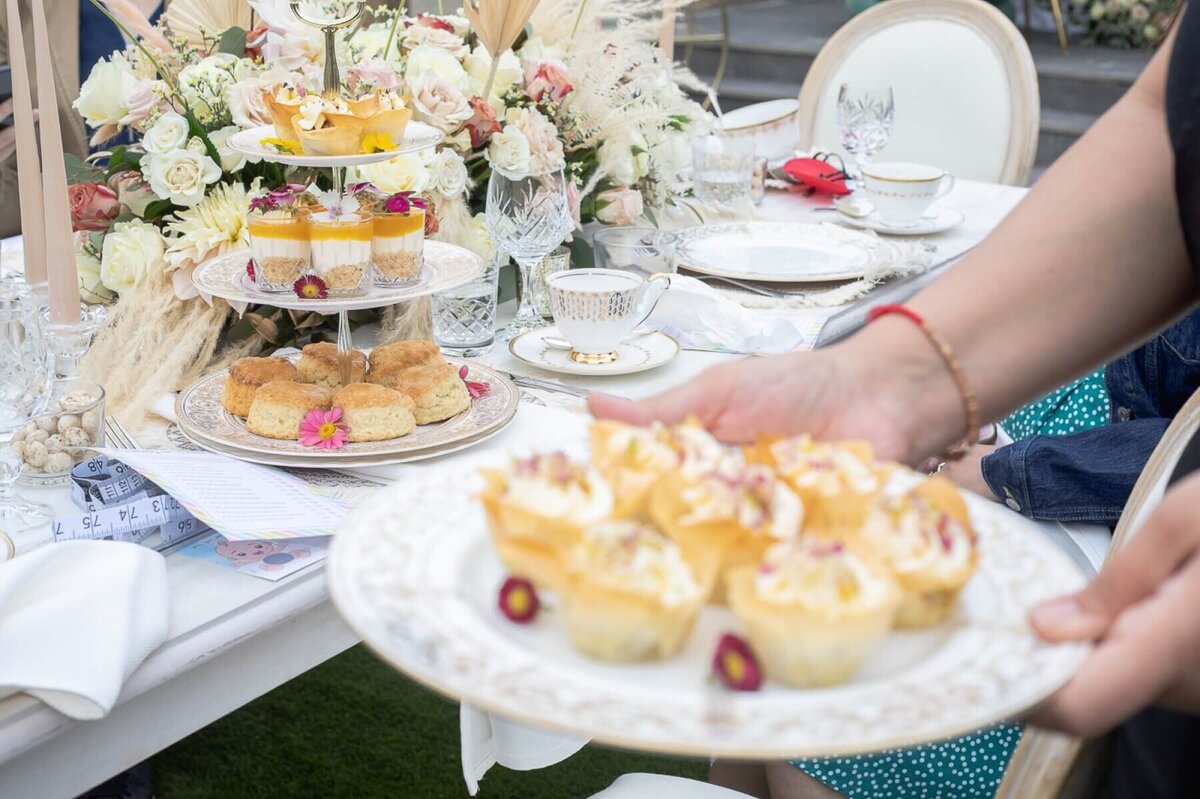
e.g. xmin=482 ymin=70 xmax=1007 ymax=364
xmin=293 ymin=274 xmax=329 ymax=300
xmin=498 ymin=576 xmax=540 ymax=623
xmin=712 ymin=633 xmax=762 ymax=691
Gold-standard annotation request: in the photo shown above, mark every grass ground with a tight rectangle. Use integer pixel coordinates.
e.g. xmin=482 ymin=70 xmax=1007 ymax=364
xmin=151 ymin=646 xmax=708 ymax=798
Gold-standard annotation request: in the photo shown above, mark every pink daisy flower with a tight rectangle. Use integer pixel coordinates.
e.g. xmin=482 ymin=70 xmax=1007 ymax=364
xmin=298 ymin=407 xmax=349 ymax=449
xmin=294 ymin=274 xmax=328 ymax=300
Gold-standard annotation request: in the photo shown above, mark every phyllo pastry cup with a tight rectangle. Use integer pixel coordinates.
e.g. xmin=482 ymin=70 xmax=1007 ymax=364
xmin=726 ymin=538 xmax=899 ymax=687
xmin=748 ymin=435 xmax=882 ymax=535
xmin=589 ymin=420 xmax=684 ymax=519
xmin=561 ymin=520 xmax=704 ymax=662
xmin=649 ymin=462 xmax=803 ymax=604
xmin=479 ymin=452 xmax=614 ymax=590
xmin=860 ymin=476 xmax=978 ymax=628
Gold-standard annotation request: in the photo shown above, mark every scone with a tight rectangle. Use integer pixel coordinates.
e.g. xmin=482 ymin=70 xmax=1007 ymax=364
xmin=726 ymin=538 xmax=900 ymax=687
xmin=368 ymin=339 xmax=443 ymax=373
xmin=748 ymin=435 xmax=882 ymax=535
xmin=333 ymin=383 xmax=416 ymax=442
xmin=374 ymin=361 xmax=470 ymax=424
xmin=561 ymin=520 xmax=704 ymax=662
xmin=245 ymin=381 xmax=333 ymax=440
xmin=859 ymin=476 xmax=977 ymax=628
xmin=221 ymin=357 xmax=299 ymax=418
xmin=649 ymin=462 xmax=804 ymax=603
xmin=296 ymin=342 xmax=367 ymax=388
xmin=479 ymin=452 xmax=614 ymax=589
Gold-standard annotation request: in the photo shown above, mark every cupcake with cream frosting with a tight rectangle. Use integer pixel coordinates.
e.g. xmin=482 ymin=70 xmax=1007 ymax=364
xmin=480 ymin=452 xmax=614 ymax=590
xmin=749 ymin=435 xmax=882 ymax=534
xmin=726 ymin=538 xmax=899 ymax=687
xmin=561 ymin=520 xmax=704 ymax=661
xmin=860 ymin=476 xmax=977 ymax=628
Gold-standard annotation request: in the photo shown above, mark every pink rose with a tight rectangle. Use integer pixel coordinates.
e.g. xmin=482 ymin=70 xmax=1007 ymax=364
xmin=347 ymin=58 xmax=401 ymax=93
xmin=466 ymin=97 xmax=502 ymax=149
xmin=523 ymin=59 xmax=573 ymax=103
xmin=594 ymin=187 xmax=644 ymax=226
xmin=121 ymin=79 xmax=167 ymax=130
xmin=69 ymin=183 xmax=121 ymax=233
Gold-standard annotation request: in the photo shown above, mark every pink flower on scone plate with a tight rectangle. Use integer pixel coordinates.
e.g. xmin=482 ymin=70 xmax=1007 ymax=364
xmin=594 ymin=187 xmax=644 ymax=226
xmin=69 ymin=183 xmax=121 ymax=233
xmin=298 ymin=407 xmax=349 ymax=449
xmin=459 ymin=365 xmax=490 ymax=398
xmin=523 ymin=58 xmax=574 ymax=103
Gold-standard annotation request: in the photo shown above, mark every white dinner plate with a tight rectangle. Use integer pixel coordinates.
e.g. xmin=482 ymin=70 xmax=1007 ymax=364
xmin=228 ymin=123 xmax=444 ymax=168
xmin=508 ymin=326 xmax=680 ymax=377
xmin=837 ymin=206 xmax=965 ymax=236
xmin=329 ymin=452 xmax=1091 ymax=759
xmin=675 ymin=222 xmax=876 ymax=283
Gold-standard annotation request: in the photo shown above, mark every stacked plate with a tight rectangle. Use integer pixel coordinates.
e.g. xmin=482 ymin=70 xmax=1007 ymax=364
xmin=674 ymin=221 xmax=880 ymax=283
xmin=174 ymin=356 xmax=520 ymax=468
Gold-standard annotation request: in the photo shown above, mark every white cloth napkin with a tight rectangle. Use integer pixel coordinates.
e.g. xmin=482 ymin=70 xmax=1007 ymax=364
xmin=0 ymin=541 xmax=169 ymax=719
xmin=646 ymin=274 xmax=823 ymax=354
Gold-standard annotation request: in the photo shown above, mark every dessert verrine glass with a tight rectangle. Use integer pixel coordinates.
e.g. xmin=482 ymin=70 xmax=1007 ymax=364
xmin=248 ymin=210 xmax=311 ymax=292
xmin=372 ymin=204 xmax=425 ymax=286
xmin=308 ymin=211 xmax=374 ymax=295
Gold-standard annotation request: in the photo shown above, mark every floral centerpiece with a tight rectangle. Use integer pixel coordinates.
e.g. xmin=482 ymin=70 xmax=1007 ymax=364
xmin=68 ymin=0 xmax=708 ymax=425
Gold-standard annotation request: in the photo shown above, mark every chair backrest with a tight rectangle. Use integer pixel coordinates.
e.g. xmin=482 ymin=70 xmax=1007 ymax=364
xmin=995 ymin=386 xmax=1200 ymax=799
xmin=797 ymin=0 xmax=1039 ymax=186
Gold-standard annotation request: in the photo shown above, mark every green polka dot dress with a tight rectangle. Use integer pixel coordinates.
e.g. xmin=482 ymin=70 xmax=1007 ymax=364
xmin=789 ymin=370 xmax=1111 ymax=798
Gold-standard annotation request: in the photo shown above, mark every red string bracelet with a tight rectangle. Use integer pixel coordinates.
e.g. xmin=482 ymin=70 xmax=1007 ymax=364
xmin=866 ymin=304 xmax=980 ymax=461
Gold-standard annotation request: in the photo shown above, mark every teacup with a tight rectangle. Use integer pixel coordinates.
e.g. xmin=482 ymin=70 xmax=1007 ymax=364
xmin=547 ymin=269 xmax=670 ymax=365
xmin=860 ymin=162 xmax=955 ymax=224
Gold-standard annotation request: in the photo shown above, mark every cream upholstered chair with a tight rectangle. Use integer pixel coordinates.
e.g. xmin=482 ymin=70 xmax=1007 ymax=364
xmin=797 ymin=0 xmax=1039 ymax=186
xmin=995 ymin=386 xmax=1200 ymax=798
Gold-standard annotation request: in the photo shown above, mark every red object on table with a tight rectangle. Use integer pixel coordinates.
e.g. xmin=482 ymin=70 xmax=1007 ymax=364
xmin=781 ymin=156 xmax=851 ymax=196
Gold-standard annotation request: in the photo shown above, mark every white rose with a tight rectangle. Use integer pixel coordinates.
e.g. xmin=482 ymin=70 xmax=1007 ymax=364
xmin=74 ymin=237 xmax=114 ymax=303
xmin=409 ymin=74 xmax=473 ymax=134
xmin=598 ymin=134 xmax=639 ymax=186
xmin=441 ymin=14 xmax=471 ymax=36
xmin=143 ymin=112 xmax=190 ymax=155
xmin=146 ymin=150 xmax=222 ymax=207
xmin=100 ymin=220 xmax=166 ymax=293
xmin=429 ymin=149 xmax=468 ymax=198
xmin=594 ymin=187 xmax=644 ymax=226
xmin=505 ymin=107 xmax=564 ymax=175
xmin=402 ymin=24 xmax=468 ymax=59
xmin=354 ymin=153 xmax=431 ymax=194
xmin=465 ymin=46 xmax=521 ymax=107
xmin=352 ymin=27 xmax=392 ymax=61
xmin=226 ymin=77 xmax=274 ymax=129
xmin=74 ymin=53 xmax=138 ymax=127
xmin=486 ymin=127 xmax=532 ymax=178
xmin=405 ymin=45 xmax=469 ymax=92
xmin=209 ymin=126 xmax=248 ymax=172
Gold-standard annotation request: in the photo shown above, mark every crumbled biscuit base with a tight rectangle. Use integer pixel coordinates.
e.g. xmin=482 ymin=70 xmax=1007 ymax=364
xmin=374 ymin=251 xmax=423 ymax=281
xmin=319 ymin=264 xmax=368 ymax=291
xmin=257 ymin=257 xmax=308 ymax=287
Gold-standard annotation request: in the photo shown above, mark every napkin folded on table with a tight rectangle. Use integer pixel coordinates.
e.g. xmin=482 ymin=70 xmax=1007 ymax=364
xmin=646 ymin=274 xmax=823 ymax=354
xmin=0 ymin=541 xmax=169 ymax=719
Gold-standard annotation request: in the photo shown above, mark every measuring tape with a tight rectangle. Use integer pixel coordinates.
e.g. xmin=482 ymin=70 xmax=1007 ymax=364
xmin=53 ymin=455 xmax=210 ymax=548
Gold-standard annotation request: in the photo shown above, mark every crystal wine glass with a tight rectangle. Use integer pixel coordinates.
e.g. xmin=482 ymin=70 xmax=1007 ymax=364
xmin=0 ymin=287 xmax=54 ymax=530
xmin=486 ymin=168 xmax=573 ymax=341
xmin=836 ymin=83 xmax=895 ymax=182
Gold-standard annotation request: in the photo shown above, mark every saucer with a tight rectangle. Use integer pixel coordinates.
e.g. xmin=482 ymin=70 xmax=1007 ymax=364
xmin=509 ymin=326 xmax=680 ymax=376
xmin=836 ymin=205 xmax=965 ymax=236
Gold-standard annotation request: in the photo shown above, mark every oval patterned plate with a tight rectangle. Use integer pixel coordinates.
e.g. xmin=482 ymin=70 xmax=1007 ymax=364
xmin=328 ymin=457 xmax=1091 ymax=759
xmin=227 ymin=123 xmax=444 ymax=168
xmin=676 ymin=221 xmax=879 ymax=283
xmin=175 ymin=357 xmax=519 ymax=468
xmin=193 ymin=243 xmax=483 ymax=313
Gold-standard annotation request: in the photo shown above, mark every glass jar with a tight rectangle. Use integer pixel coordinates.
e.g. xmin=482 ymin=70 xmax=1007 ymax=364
xmin=372 ymin=208 xmax=425 ymax=286
xmin=307 ymin=212 xmax=374 ymax=296
xmin=248 ymin=211 xmax=311 ymax=293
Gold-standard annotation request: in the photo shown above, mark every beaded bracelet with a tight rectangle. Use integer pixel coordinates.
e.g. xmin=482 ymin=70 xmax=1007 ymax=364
xmin=865 ymin=304 xmax=980 ymax=461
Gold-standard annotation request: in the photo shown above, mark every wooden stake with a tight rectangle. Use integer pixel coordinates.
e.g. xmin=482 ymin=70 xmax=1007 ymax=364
xmin=4 ymin=0 xmax=46 ymax=285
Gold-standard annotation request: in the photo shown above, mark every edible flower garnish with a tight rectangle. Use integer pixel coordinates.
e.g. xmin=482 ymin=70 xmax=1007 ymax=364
xmin=315 ymin=188 xmax=360 ymax=220
xmin=259 ymin=137 xmax=302 ymax=155
xmin=347 ymin=181 xmax=381 ymax=197
xmin=712 ymin=633 xmax=762 ymax=691
xmin=361 ymin=132 xmax=397 ymax=154
xmin=498 ymin=576 xmax=540 ymax=623
xmin=459 ymin=365 xmax=490 ymax=398
xmin=293 ymin=274 xmax=329 ymax=300
xmin=249 ymin=183 xmax=308 ymax=213
xmin=246 ymin=259 xmax=256 ymax=281
xmin=383 ymin=191 xmax=430 ymax=215
xmin=298 ymin=407 xmax=348 ymax=450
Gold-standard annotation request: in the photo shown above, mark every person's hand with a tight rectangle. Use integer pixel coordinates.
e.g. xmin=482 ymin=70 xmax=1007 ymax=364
xmin=587 ymin=341 xmax=938 ymax=463
xmin=936 ymin=444 xmax=997 ymax=500
xmin=1028 ymin=470 xmax=1200 ymax=737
